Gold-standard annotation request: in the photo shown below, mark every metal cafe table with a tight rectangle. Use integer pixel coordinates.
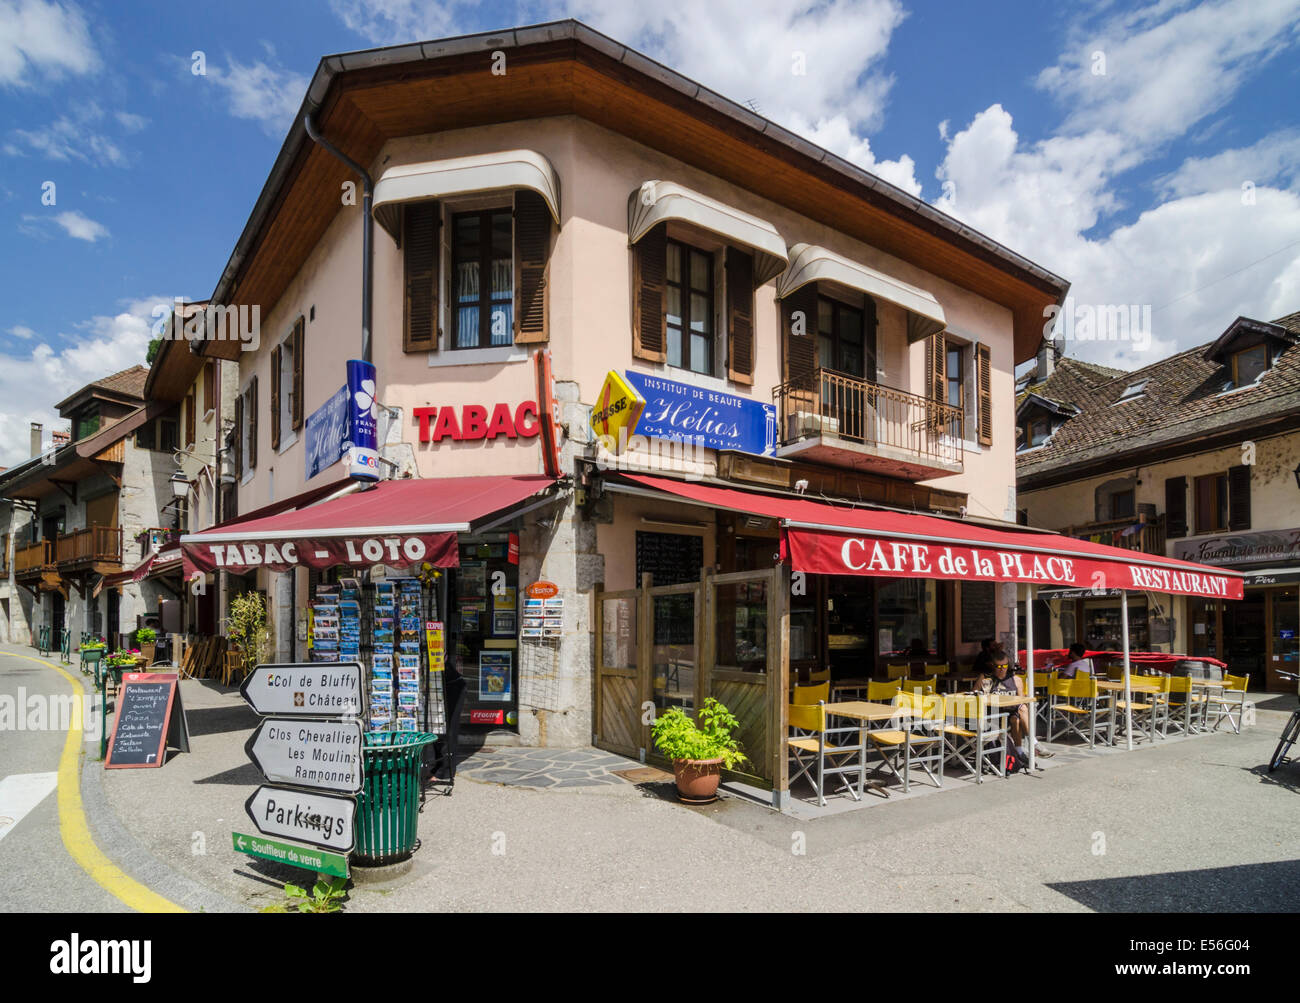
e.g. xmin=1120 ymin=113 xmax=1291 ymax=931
xmin=823 ymin=700 xmax=916 ymax=797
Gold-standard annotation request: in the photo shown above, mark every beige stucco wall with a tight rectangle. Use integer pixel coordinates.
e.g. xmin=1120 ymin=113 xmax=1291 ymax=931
xmin=235 ymin=115 xmax=1021 ymax=522
xmin=1019 ymin=430 xmax=1300 ymax=547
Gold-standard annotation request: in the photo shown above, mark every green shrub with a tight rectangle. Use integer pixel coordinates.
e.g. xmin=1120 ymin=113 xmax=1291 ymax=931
xmin=650 ymin=697 xmax=747 ymax=769
xmin=135 ymin=627 xmax=156 ymax=644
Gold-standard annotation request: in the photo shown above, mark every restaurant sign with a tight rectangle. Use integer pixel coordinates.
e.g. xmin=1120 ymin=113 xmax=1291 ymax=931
xmin=621 ymin=371 xmax=776 ymax=457
xmin=1172 ymin=528 xmax=1300 ymax=569
xmin=784 ymin=530 xmax=1245 ymax=600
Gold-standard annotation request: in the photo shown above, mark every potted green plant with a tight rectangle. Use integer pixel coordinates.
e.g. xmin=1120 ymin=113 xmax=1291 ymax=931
xmin=135 ymin=627 xmax=157 ymax=665
xmin=650 ymin=697 xmax=746 ymax=804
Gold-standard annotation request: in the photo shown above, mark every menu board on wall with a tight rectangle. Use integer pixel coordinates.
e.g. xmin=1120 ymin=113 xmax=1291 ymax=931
xmin=635 ymin=531 xmax=704 ymax=588
xmin=960 ymin=581 xmax=997 ymax=643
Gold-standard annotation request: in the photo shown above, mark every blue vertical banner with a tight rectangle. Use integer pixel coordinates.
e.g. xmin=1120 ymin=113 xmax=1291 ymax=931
xmin=346 ymin=359 xmax=380 ymax=481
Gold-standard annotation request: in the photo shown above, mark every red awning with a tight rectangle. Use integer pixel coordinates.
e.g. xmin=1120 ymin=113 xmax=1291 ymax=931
xmin=614 ymin=474 xmax=1244 ymax=600
xmin=129 ymin=544 xmax=183 ymax=583
xmin=181 ymin=475 xmax=557 ymax=576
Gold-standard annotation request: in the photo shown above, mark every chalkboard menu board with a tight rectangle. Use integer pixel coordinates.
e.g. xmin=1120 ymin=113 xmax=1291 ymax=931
xmin=104 ymin=673 xmax=188 ymax=769
xmin=960 ymin=582 xmax=997 ymax=643
xmin=636 ymin=531 xmax=704 ymax=587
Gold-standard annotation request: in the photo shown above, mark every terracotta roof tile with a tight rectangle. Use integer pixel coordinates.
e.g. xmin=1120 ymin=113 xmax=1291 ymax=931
xmin=1017 ymin=313 xmax=1300 ymax=479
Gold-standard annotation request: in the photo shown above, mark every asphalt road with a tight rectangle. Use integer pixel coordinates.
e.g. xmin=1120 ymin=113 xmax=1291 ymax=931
xmin=0 ymin=649 xmax=127 ymax=912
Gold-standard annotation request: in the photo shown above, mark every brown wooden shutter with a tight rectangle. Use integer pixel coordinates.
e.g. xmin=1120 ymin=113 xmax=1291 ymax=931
xmin=976 ymin=343 xmax=993 ymax=446
xmin=248 ymin=376 xmax=258 ymax=470
xmin=725 ymin=247 xmax=755 ymax=385
xmin=1228 ymin=465 xmax=1251 ymax=530
xmin=269 ymin=344 xmax=281 ymax=451
xmin=233 ymin=391 xmax=244 ymax=478
xmin=782 ymin=284 xmax=818 ymax=390
xmin=291 ymin=316 xmax=305 ymax=430
xmin=925 ymin=334 xmax=946 ymax=401
xmin=185 ymin=390 xmax=196 ymax=448
xmin=514 ymin=191 xmax=550 ymax=344
xmin=1165 ymin=476 xmax=1187 ymax=538
xmin=203 ymin=361 xmax=214 ymax=414
xmin=403 ymin=201 xmax=440 ymax=353
xmin=632 ymin=225 xmax=667 ymax=362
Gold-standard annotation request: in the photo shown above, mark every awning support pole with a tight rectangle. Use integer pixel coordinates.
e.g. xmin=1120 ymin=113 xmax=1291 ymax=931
xmin=1122 ymin=590 xmax=1133 ymax=751
xmin=1026 ymin=583 xmax=1036 ymax=772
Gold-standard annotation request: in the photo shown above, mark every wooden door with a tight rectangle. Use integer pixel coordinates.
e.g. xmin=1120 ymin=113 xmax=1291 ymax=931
xmin=593 ymin=586 xmax=643 ymax=758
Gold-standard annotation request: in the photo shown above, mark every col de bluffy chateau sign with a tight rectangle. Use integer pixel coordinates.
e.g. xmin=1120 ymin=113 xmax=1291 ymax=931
xmin=591 ymin=370 xmax=776 ymax=457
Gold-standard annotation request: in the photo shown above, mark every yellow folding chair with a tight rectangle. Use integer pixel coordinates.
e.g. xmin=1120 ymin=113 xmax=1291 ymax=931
xmin=787 ymin=701 xmax=867 ymax=806
xmin=944 ymin=693 xmax=1009 ymax=782
xmin=897 ymin=676 xmax=937 ymax=694
xmin=885 ymin=663 xmax=910 ymax=680
xmin=792 ymin=681 xmax=830 ymax=706
xmin=1208 ymin=673 xmax=1248 ymax=734
xmin=869 ymin=690 xmax=945 ymax=791
xmin=866 ymin=679 xmax=902 ymax=702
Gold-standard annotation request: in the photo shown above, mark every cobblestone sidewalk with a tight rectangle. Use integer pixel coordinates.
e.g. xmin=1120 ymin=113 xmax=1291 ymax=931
xmin=456 ymin=746 xmax=652 ymax=789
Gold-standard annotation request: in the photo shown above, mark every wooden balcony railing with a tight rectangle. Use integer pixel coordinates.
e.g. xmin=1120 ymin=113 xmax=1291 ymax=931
xmin=14 ymin=540 xmax=52 ymax=575
xmin=53 ymin=526 xmax=122 ymax=566
xmin=774 ymin=369 xmax=965 ymax=468
xmin=1067 ymin=514 xmax=1167 ymax=556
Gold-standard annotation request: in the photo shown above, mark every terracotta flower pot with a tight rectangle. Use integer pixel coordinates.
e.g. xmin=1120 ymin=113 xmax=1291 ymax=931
xmin=672 ymin=757 xmax=724 ymax=804
xmin=141 ymin=642 xmax=156 ymax=666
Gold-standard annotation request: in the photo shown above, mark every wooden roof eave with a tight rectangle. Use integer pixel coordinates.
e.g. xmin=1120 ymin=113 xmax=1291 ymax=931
xmin=201 ymin=20 xmax=1069 ymax=366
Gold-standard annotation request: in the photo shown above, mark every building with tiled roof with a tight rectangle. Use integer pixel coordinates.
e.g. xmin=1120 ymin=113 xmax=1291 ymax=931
xmin=1015 ymin=312 xmax=1300 ymax=691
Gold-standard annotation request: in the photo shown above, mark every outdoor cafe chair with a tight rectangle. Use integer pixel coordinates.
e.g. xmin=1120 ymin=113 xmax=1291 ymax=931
xmin=1208 ymin=674 xmax=1248 ymax=734
xmin=787 ymin=700 xmax=868 ymax=806
xmin=1116 ymin=676 xmax=1164 ymax=744
xmin=925 ymin=662 xmax=951 ymax=677
xmin=792 ymin=681 xmax=831 ymax=706
xmin=869 ymin=690 xmax=945 ymax=791
xmin=1048 ymin=676 xmax=1109 ymax=748
xmin=866 ymin=679 xmax=902 ymax=701
xmin=1164 ymin=676 xmax=1207 ymax=737
xmin=944 ymin=693 xmax=1009 ymax=782
xmin=897 ymin=676 xmax=938 ymax=694
xmin=808 ymin=668 xmax=831 ymax=683
xmin=885 ymin=663 xmax=910 ymax=680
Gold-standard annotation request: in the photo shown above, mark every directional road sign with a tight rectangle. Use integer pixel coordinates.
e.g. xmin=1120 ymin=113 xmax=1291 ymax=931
xmin=240 ymin=662 xmax=364 ymax=718
xmin=245 ymin=784 xmax=357 ymax=853
xmin=245 ymin=718 xmax=363 ymax=794
xmin=232 ymin=831 xmax=349 ymax=878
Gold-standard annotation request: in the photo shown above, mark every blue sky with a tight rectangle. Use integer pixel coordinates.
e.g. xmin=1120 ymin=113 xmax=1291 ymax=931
xmin=2 ymin=0 xmax=1299 ymax=465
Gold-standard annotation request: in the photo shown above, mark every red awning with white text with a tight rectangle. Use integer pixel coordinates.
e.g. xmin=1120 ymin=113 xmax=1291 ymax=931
xmin=181 ymin=475 xmax=557 ymax=576
xmin=615 ymin=474 xmax=1244 ymax=600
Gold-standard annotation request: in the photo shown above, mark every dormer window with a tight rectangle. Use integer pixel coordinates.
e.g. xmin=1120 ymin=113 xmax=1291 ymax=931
xmin=1115 ymin=380 xmax=1147 ymax=403
xmin=1231 ymin=344 xmax=1269 ymax=387
xmin=1028 ymin=418 xmax=1050 ymax=446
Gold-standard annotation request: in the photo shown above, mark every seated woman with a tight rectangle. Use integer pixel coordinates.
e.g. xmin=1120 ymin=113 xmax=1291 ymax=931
xmin=976 ymin=656 xmax=1053 ymax=765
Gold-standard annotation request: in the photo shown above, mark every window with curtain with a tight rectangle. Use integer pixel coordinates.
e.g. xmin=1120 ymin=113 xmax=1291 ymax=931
xmin=452 ymin=209 xmax=513 ymax=349
xmin=816 ymin=296 xmax=866 ymax=377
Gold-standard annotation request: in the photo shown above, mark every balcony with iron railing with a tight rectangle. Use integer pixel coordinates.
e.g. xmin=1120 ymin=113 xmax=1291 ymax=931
xmin=773 ymin=369 xmax=965 ymax=479
xmin=1066 ymin=513 xmax=1167 ymax=557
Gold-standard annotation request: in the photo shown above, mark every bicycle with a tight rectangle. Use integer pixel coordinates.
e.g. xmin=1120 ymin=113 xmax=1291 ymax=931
xmin=1268 ymin=670 xmax=1300 ymax=773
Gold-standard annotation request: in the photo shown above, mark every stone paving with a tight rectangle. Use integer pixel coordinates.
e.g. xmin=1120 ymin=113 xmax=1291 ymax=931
xmin=455 ymin=745 xmax=645 ymax=788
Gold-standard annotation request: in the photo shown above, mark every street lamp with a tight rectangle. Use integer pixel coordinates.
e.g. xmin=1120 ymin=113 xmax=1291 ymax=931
xmin=169 ymin=470 xmax=190 ymax=499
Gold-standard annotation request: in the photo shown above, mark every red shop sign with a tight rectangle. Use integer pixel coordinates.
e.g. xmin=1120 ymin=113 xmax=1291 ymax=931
xmin=470 ymin=709 xmax=505 ymax=725
xmin=525 ymin=581 xmax=559 ymax=599
xmin=413 ymin=402 xmax=540 ymax=443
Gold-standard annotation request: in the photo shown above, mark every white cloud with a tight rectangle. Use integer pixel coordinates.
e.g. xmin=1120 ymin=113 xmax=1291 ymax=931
xmin=328 ymin=0 xmax=475 ymax=45
xmin=115 ymin=111 xmax=148 ymax=133
xmin=0 ymin=0 xmax=99 ymax=87
xmin=0 ymin=295 xmax=166 ymax=466
xmin=1155 ymin=128 xmax=1300 ymax=198
xmin=8 ymin=325 xmax=34 ymax=339
xmin=208 ymin=57 xmax=309 ymax=135
xmin=9 ymin=102 xmax=131 ymax=166
xmin=1037 ymin=0 xmax=1300 ymax=147
xmin=52 ymin=209 xmax=108 ymax=241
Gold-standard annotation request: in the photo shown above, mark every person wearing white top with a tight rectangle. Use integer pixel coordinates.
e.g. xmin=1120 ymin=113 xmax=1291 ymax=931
xmin=1058 ymin=642 xmax=1092 ymax=679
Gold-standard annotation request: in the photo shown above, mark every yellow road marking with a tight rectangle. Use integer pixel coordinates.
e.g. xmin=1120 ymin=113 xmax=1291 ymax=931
xmin=7 ymin=651 xmax=185 ymax=913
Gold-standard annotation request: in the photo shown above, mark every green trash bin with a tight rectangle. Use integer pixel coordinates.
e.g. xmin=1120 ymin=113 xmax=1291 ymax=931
xmin=352 ymin=731 xmax=438 ymax=866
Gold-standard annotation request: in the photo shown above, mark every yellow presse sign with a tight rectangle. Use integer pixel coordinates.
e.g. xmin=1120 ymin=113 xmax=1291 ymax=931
xmin=590 ymin=370 xmax=645 ymax=451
